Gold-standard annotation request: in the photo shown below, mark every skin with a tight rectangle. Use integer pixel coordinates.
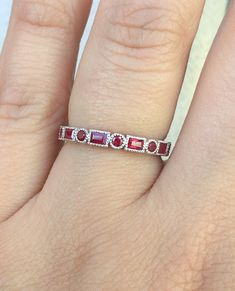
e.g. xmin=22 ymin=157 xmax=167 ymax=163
xmin=0 ymin=0 xmax=235 ymax=290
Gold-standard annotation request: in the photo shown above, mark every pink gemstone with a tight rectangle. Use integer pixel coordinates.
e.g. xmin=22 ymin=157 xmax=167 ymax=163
xmin=90 ymin=131 xmax=108 ymax=145
xmin=148 ymin=141 xmax=157 ymax=153
xmin=127 ymin=137 xmax=144 ymax=151
xmin=158 ymin=142 xmax=168 ymax=155
xmin=111 ymin=135 xmax=123 ymax=148
xmin=64 ymin=128 xmax=73 ymax=140
xmin=77 ymin=130 xmax=86 ymax=142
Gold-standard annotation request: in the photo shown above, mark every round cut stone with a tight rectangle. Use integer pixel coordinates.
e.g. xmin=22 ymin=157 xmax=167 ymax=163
xmin=148 ymin=141 xmax=157 ymax=153
xmin=112 ymin=135 xmax=123 ymax=148
xmin=77 ymin=130 xmax=86 ymax=142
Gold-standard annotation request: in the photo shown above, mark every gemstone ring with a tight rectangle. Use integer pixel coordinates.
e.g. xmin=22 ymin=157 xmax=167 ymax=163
xmin=59 ymin=126 xmax=171 ymax=157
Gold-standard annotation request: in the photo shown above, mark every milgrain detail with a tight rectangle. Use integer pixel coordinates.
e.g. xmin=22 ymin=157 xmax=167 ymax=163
xmin=59 ymin=126 xmax=171 ymax=157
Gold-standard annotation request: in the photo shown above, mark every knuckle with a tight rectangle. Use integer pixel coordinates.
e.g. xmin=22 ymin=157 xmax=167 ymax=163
xmin=0 ymin=83 xmax=65 ymax=132
xmin=14 ymin=0 xmax=74 ymax=36
xmin=100 ymin=1 xmax=191 ymax=72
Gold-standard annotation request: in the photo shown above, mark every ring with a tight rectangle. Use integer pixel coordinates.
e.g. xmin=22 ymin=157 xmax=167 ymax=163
xmin=59 ymin=126 xmax=171 ymax=157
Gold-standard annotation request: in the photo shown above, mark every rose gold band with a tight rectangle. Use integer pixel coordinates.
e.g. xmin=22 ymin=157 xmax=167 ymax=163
xmin=59 ymin=126 xmax=171 ymax=157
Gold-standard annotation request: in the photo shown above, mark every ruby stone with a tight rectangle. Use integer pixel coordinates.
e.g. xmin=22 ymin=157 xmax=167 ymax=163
xmin=111 ymin=135 xmax=123 ymax=148
xmin=64 ymin=128 xmax=73 ymax=140
xmin=90 ymin=131 xmax=108 ymax=145
xmin=77 ymin=130 xmax=86 ymax=142
xmin=127 ymin=137 xmax=144 ymax=151
xmin=148 ymin=141 xmax=157 ymax=153
xmin=158 ymin=142 xmax=168 ymax=155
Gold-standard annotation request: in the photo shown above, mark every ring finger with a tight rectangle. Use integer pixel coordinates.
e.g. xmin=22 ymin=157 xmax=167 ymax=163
xmin=42 ymin=0 xmax=205 ymax=214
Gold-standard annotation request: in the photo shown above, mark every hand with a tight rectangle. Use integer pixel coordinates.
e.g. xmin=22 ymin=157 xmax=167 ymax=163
xmin=0 ymin=0 xmax=235 ymax=290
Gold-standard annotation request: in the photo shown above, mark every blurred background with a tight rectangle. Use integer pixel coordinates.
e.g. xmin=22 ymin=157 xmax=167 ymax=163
xmin=0 ymin=0 xmax=230 ymax=143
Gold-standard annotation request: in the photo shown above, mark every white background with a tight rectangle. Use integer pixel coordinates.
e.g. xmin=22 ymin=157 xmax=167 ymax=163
xmin=0 ymin=0 xmax=12 ymax=48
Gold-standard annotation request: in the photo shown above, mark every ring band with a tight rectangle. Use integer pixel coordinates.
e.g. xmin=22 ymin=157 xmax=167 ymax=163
xmin=59 ymin=126 xmax=171 ymax=157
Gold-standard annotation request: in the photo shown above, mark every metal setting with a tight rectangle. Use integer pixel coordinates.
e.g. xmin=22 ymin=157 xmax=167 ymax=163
xmin=146 ymin=139 xmax=158 ymax=155
xmin=73 ymin=128 xmax=89 ymax=144
xmin=110 ymin=133 xmax=126 ymax=150
xmin=59 ymin=126 xmax=171 ymax=157
xmin=125 ymin=135 xmax=147 ymax=154
xmin=87 ymin=129 xmax=111 ymax=148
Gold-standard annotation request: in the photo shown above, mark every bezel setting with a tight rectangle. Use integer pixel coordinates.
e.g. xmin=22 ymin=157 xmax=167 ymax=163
xmin=58 ymin=126 xmax=64 ymax=140
xmin=146 ymin=139 xmax=158 ymax=155
xmin=125 ymin=135 xmax=147 ymax=153
xmin=73 ymin=128 xmax=89 ymax=143
xmin=88 ymin=129 xmax=111 ymax=148
xmin=59 ymin=126 xmax=171 ymax=157
xmin=110 ymin=133 xmax=126 ymax=150
xmin=64 ymin=127 xmax=75 ymax=141
xmin=160 ymin=142 xmax=171 ymax=156
xmin=157 ymin=141 xmax=170 ymax=156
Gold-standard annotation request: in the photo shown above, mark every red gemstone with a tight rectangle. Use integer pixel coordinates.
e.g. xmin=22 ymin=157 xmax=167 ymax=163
xmin=90 ymin=131 xmax=108 ymax=146
xmin=148 ymin=141 xmax=157 ymax=153
xmin=77 ymin=130 xmax=86 ymax=142
xmin=64 ymin=128 xmax=73 ymax=140
xmin=111 ymin=135 xmax=123 ymax=148
xmin=158 ymin=142 xmax=168 ymax=155
xmin=127 ymin=137 xmax=145 ymax=151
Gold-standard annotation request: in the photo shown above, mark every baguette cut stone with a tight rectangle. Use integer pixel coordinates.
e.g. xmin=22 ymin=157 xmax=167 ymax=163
xmin=158 ymin=142 xmax=168 ymax=155
xmin=90 ymin=131 xmax=108 ymax=145
xmin=127 ymin=137 xmax=144 ymax=151
xmin=64 ymin=128 xmax=73 ymax=140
